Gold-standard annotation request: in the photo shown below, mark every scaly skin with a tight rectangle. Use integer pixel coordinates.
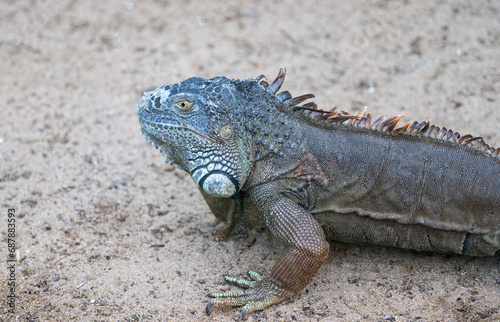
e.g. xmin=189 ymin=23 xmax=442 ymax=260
xmin=138 ymin=68 xmax=500 ymax=318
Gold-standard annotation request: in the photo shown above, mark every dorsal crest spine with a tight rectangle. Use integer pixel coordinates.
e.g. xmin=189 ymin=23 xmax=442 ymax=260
xmin=255 ymin=68 xmax=500 ymax=158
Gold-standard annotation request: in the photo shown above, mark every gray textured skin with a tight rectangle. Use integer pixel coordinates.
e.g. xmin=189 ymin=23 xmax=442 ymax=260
xmin=138 ymin=69 xmax=500 ymax=317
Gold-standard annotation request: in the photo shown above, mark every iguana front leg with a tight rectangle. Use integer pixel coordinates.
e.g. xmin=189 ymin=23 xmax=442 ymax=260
xmin=199 ymin=189 xmax=244 ymax=240
xmin=206 ymin=182 xmax=329 ymax=318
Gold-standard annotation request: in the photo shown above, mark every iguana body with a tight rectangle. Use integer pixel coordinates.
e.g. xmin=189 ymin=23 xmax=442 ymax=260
xmin=138 ymin=68 xmax=500 ymax=318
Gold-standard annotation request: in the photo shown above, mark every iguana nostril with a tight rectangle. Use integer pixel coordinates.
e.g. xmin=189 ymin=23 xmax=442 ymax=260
xmin=138 ymin=98 xmax=149 ymax=110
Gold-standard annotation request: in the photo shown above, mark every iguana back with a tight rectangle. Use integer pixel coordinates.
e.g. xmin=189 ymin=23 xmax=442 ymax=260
xmin=306 ymin=123 xmax=500 ymax=256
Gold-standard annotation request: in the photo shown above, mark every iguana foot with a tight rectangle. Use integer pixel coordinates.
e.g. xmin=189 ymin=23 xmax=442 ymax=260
xmin=206 ymin=271 xmax=295 ymax=319
xmin=213 ymin=223 xmax=234 ymax=240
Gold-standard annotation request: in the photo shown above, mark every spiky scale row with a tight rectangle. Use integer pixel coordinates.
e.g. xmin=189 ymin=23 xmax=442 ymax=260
xmin=262 ymin=68 xmax=500 ymax=158
xmin=287 ymin=93 xmax=316 ymax=106
xmin=267 ymin=67 xmax=286 ymax=94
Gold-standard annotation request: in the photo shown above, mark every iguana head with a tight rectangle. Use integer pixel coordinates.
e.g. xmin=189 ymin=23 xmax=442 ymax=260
xmin=138 ymin=73 xmax=267 ymax=198
xmin=137 ymin=68 xmax=316 ymax=198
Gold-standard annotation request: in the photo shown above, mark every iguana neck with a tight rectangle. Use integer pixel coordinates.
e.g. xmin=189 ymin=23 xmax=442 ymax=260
xmin=241 ymin=102 xmax=307 ymax=162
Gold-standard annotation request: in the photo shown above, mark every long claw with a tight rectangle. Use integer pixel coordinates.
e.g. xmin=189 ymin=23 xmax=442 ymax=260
xmin=242 ymin=307 xmax=249 ymax=320
xmin=206 ymin=300 xmax=214 ymax=315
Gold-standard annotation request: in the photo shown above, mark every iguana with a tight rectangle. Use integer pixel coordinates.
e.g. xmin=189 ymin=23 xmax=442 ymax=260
xmin=137 ymin=68 xmax=500 ymax=318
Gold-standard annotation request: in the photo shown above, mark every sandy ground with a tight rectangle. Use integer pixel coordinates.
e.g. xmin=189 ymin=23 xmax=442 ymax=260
xmin=1 ymin=1 xmax=500 ymax=321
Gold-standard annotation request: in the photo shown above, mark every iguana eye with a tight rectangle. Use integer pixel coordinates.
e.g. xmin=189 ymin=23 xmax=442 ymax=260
xmin=176 ymin=100 xmax=193 ymax=110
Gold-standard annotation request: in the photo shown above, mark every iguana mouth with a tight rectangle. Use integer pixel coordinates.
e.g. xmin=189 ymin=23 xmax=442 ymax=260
xmin=138 ymin=106 xmax=223 ymax=173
